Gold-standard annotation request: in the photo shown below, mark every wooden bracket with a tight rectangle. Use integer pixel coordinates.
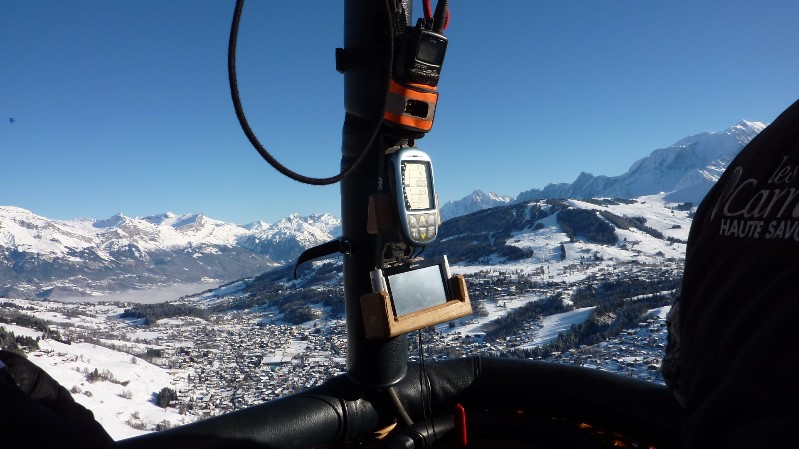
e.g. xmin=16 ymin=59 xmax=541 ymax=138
xmin=360 ymin=274 xmax=472 ymax=339
xmin=367 ymin=193 xmax=396 ymax=235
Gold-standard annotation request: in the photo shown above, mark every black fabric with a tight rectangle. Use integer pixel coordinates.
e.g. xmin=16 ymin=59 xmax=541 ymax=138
xmin=121 ymin=357 xmax=683 ymax=449
xmin=669 ymin=98 xmax=799 ymax=448
xmin=661 ymin=296 xmax=683 ymax=404
xmin=335 ymin=46 xmax=388 ymax=73
xmin=0 ymin=349 xmax=116 ymax=449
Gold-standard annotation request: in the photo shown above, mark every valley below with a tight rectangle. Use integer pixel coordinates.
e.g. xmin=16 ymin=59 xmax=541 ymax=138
xmin=0 ymin=194 xmax=689 ymax=439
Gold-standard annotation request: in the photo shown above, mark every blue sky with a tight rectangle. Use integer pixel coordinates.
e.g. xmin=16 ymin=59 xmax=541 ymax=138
xmin=2 ymin=1 xmax=797 ymax=225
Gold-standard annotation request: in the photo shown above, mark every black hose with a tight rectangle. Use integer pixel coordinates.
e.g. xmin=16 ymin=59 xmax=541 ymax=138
xmin=228 ymin=0 xmax=392 ymax=186
xmin=432 ymin=0 xmax=447 ymax=33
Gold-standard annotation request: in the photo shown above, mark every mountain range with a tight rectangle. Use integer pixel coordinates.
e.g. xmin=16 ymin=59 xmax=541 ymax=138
xmin=0 ymin=119 xmax=766 ymax=299
xmin=0 ymin=208 xmax=340 ymax=299
xmin=446 ymin=120 xmax=767 ymax=219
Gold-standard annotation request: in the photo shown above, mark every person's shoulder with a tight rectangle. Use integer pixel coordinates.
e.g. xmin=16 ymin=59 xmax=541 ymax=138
xmin=0 ymin=349 xmax=117 ymax=449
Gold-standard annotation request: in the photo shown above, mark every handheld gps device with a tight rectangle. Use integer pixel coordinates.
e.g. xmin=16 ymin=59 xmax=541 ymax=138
xmin=390 ymin=147 xmax=438 ymax=246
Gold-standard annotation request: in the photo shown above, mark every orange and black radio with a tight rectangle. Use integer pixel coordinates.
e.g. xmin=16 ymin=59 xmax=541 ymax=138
xmin=384 ymin=24 xmax=448 ymax=136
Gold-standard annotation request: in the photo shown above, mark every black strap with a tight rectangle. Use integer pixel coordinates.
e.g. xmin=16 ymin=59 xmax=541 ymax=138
xmin=294 ymin=239 xmax=351 ymax=279
xmin=335 ymin=46 xmax=387 ymax=73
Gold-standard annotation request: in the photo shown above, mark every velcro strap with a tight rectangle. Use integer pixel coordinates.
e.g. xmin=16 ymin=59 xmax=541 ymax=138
xmin=336 ymin=47 xmax=387 ymax=73
xmin=383 ymin=80 xmax=438 ymax=132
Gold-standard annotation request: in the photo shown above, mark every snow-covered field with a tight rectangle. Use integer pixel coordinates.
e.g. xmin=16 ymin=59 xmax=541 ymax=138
xmin=25 ymin=338 xmax=192 ymax=439
xmin=521 ymin=306 xmax=596 ymax=348
xmin=504 ymin=195 xmax=689 ymax=265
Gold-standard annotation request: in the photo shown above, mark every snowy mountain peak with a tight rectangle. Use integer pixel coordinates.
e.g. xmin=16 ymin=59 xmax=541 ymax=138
xmin=470 ymin=188 xmax=511 ymax=202
xmin=174 ymin=213 xmax=208 ymax=229
xmin=726 ymin=120 xmax=767 ymax=143
xmin=440 ymin=189 xmax=513 ymax=221
xmin=266 ymin=213 xmax=341 ymax=242
xmin=93 ymin=213 xmax=131 ymax=228
xmin=517 ymin=119 xmax=769 ymax=205
xmin=141 ymin=212 xmax=177 ymax=226
xmin=243 ymin=220 xmax=271 ymax=231
xmin=0 ymin=205 xmax=38 ymax=217
xmin=141 ymin=212 xmax=207 ymax=229
xmin=278 ymin=213 xmax=341 ymax=236
xmin=730 ymin=119 xmax=767 ymax=132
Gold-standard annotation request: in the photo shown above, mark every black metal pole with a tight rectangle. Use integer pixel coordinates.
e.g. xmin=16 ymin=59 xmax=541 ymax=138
xmin=340 ymin=0 xmax=410 ymax=388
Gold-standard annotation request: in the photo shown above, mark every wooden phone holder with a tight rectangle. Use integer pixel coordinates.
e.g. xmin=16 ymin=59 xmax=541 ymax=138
xmin=360 ymin=274 xmax=472 ymax=339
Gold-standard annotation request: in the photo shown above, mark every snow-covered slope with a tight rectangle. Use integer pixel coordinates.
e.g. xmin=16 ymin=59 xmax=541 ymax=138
xmin=517 ymin=120 xmax=767 ymax=204
xmin=426 ymin=193 xmax=692 ymax=270
xmin=0 ymin=298 xmax=194 ymax=440
xmin=27 ymin=338 xmax=191 ymax=439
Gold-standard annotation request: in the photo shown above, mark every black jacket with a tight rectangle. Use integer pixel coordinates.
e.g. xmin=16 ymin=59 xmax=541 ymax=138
xmin=0 ymin=349 xmax=116 ymax=449
xmin=664 ymin=99 xmax=799 ymax=448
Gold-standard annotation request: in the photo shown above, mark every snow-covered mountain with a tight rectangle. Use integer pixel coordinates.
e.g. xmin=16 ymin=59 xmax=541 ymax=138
xmin=240 ymin=213 xmax=341 ymax=261
xmin=517 ymin=120 xmax=767 ymax=204
xmin=0 ymin=207 xmax=340 ymax=298
xmin=440 ymin=189 xmax=513 ymax=221
xmin=423 ymin=194 xmax=692 ymax=270
xmin=253 ymin=193 xmax=692 ymax=294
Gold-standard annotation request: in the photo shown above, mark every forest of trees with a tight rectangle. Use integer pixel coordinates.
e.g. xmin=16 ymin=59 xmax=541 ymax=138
xmin=120 ymin=303 xmax=210 ymax=325
xmin=556 ymin=208 xmax=618 ymax=245
xmin=425 ymin=201 xmax=561 ymax=264
xmin=580 ymin=198 xmax=638 ymax=207
xmin=185 ymin=268 xmax=347 ymax=326
xmin=483 ymin=274 xmax=681 ymax=359
xmin=567 ymin=275 xmax=681 ymax=309
xmin=0 ymin=326 xmax=40 ymax=354
xmin=483 ymin=293 xmax=570 ymax=340
xmin=517 ymin=290 xmax=675 ymax=359
xmin=597 ymin=210 xmax=665 ymax=239
xmin=0 ymin=308 xmax=68 ymax=345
